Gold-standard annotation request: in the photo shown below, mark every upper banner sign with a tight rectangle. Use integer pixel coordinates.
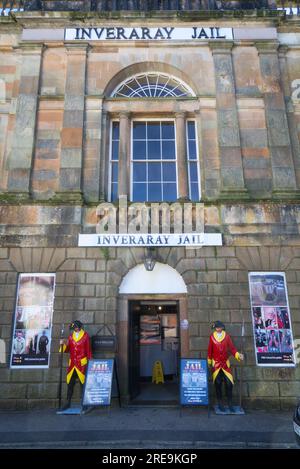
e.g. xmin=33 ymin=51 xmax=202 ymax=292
xmin=65 ymin=27 xmax=233 ymax=41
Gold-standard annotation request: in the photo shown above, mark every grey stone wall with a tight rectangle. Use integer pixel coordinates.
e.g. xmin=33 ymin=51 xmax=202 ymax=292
xmin=0 ymin=245 xmax=299 ymax=409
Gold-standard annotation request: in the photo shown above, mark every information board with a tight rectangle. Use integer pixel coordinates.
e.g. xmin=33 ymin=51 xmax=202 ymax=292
xmin=180 ymin=358 xmax=209 ymax=406
xmin=82 ymin=359 xmax=114 ymax=407
xmin=248 ymin=272 xmax=296 ymax=367
xmin=10 ymin=273 xmax=56 ymax=369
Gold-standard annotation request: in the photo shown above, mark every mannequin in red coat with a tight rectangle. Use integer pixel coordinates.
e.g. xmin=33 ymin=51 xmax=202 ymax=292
xmin=60 ymin=320 xmax=92 ymax=410
xmin=207 ymin=321 xmax=243 ymax=412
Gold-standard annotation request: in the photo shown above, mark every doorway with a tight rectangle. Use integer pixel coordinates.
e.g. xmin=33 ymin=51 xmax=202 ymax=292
xmin=128 ymin=300 xmax=180 ymax=405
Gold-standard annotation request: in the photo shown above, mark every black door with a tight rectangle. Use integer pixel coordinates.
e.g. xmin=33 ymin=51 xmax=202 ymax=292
xmin=128 ymin=301 xmax=141 ymax=400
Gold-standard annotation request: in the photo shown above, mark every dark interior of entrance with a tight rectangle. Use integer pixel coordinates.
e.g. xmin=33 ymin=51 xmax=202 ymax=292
xmin=129 ymin=300 xmax=179 ymax=405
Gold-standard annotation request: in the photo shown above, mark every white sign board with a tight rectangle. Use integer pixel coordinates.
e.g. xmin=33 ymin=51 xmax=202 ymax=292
xmin=78 ymin=232 xmax=222 ymax=247
xmin=65 ymin=27 xmax=233 ymax=41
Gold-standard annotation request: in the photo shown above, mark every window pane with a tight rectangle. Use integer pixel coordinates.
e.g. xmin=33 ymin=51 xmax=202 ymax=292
xmin=148 ymin=163 xmax=161 ymax=182
xmin=163 ymin=183 xmax=177 ymax=201
xmin=161 ymin=122 xmax=175 ymax=139
xmin=162 ymin=141 xmax=176 ymax=159
xmin=190 ymin=182 xmax=199 ymax=201
xmin=148 ymin=183 xmax=162 ymax=202
xmin=147 ymin=123 xmax=160 ymax=140
xmin=187 ymin=121 xmax=196 ymax=140
xmin=133 ymin=141 xmax=146 ymax=160
xmin=188 ymin=140 xmax=197 ymax=160
xmin=112 ymin=141 xmax=119 ymax=161
xmin=148 ymin=141 xmax=161 ymax=160
xmin=162 ymin=162 xmax=176 ymax=182
xmin=172 ymin=88 xmax=185 ymax=96
xmin=133 ymin=163 xmax=146 ymax=182
xmin=112 ymin=122 xmax=119 ymax=140
xmin=111 ymin=163 xmax=118 ymax=182
xmin=111 ymin=183 xmax=118 ymax=202
xmin=133 ymin=122 xmax=146 ymax=140
xmin=133 ymin=183 xmax=147 ymax=202
xmin=189 ymin=162 xmax=198 ymax=182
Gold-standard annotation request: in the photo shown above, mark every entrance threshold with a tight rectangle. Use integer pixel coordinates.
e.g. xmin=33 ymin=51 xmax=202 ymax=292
xmin=129 ymin=381 xmax=179 ymax=407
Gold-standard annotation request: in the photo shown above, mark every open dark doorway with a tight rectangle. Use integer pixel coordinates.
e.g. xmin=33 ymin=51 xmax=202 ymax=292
xmin=128 ymin=300 xmax=180 ymax=405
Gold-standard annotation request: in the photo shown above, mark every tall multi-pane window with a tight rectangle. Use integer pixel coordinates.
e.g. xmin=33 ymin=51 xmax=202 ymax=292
xmin=109 ymin=119 xmax=201 ymax=202
xmin=110 ymin=122 xmax=119 ymax=201
xmin=131 ymin=121 xmax=177 ymax=202
xmin=108 ymin=72 xmax=200 ymax=202
xmin=187 ymin=121 xmax=200 ymax=201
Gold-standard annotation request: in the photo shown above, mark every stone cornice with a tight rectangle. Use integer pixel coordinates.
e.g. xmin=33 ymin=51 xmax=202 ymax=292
xmin=8 ymin=9 xmax=287 ymax=29
xmin=209 ymin=40 xmax=234 ymax=53
xmin=255 ymin=40 xmax=280 ymax=53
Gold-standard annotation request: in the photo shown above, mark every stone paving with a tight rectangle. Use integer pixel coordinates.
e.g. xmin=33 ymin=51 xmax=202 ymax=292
xmin=0 ymin=407 xmax=298 ymax=449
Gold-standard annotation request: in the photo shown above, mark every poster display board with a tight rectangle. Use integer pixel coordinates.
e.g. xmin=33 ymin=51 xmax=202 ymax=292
xmin=82 ymin=359 xmax=114 ymax=407
xmin=180 ymin=358 xmax=209 ymax=406
xmin=248 ymin=272 xmax=296 ymax=367
xmin=10 ymin=273 xmax=55 ymax=369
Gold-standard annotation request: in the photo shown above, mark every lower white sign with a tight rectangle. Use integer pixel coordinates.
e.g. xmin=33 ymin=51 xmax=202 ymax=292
xmin=78 ymin=232 xmax=222 ymax=247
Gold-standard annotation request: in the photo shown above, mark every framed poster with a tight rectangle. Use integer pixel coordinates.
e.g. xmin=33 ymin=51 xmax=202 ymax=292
xmin=10 ymin=273 xmax=56 ymax=369
xmin=82 ymin=359 xmax=114 ymax=407
xmin=248 ymin=272 xmax=296 ymax=367
xmin=180 ymin=358 xmax=209 ymax=406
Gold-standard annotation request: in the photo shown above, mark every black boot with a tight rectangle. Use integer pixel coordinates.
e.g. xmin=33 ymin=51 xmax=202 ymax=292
xmin=61 ymin=399 xmax=71 ymax=411
xmin=217 ymin=400 xmax=225 ymax=412
xmin=228 ymin=400 xmax=235 ymax=413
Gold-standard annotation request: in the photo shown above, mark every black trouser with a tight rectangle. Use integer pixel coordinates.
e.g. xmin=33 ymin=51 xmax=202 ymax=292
xmin=214 ymin=369 xmax=233 ymax=403
xmin=67 ymin=371 xmax=83 ymax=402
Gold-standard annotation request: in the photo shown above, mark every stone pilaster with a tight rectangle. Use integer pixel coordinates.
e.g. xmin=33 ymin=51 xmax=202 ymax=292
xmin=175 ymin=112 xmax=189 ymax=201
xmin=7 ymin=45 xmax=43 ymax=198
xmin=118 ymin=111 xmax=130 ymax=199
xmin=117 ymin=295 xmax=130 ymax=404
xmin=210 ymin=42 xmax=248 ymax=200
xmin=58 ymin=45 xmax=87 ymax=202
xmin=83 ymin=97 xmax=103 ymax=203
xmin=256 ymin=42 xmax=298 ymax=198
xmin=99 ymin=110 xmax=109 ymax=202
xmin=278 ymin=45 xmax=300 ymax=191
xmin=198 ymin=102 xmax=220 ymax=200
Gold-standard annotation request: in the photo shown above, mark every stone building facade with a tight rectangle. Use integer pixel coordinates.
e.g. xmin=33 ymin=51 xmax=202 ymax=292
xmin=0 ymin=1 xmax=300 ymax=410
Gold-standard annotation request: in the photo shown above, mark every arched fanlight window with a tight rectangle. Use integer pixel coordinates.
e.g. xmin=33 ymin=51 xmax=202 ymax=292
xmin=111 ymin=72 xmax=195 ymax=98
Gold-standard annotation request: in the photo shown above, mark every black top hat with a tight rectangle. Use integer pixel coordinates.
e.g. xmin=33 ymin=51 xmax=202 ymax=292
xmin=70 ymin=320 xmax=83 ymax=330
xmin=212 ymin=320 xmax=225 ymax=330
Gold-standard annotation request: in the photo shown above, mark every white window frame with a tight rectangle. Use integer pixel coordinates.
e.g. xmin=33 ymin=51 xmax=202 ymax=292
xmin=111 ymin=72 xmax=196 ymax=98
xmin=108 ymin=119 xmax=120 ymax=202
xmin=108 ymin=117 xmax=201 ymax=202
xmin=186 ymin=119 xmax=201 ymax=201
xmin=130 ymin=117 xmax=179 ymax=203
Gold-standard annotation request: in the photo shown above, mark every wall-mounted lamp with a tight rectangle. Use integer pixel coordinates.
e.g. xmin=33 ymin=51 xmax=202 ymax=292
xmin=144 ymin=247 xmax=156 ymax=272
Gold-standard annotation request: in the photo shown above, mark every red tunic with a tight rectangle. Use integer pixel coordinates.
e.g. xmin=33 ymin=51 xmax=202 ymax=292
xmin=207 ymin=331 xmax=240 ymax=384
xmin=64 ymin=330 xmax=92 ymax=384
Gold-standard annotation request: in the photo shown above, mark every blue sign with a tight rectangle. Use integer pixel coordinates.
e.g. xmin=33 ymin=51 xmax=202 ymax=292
xmin=82 ymin=359 xmax=114 ymax=407
xmin=180 ymin=358 xmax=209 ymax=406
